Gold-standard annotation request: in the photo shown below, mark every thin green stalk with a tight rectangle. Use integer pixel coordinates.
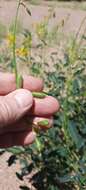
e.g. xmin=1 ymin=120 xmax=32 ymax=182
xmin=13 ymin=0 xmax=21 ymax=88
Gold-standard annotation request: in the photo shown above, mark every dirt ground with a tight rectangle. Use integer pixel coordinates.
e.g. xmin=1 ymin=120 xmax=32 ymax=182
xmin=0 ymin=0 xmax=86 ymax=35
xmin=0 ymin=1 xmax=86 ymax=190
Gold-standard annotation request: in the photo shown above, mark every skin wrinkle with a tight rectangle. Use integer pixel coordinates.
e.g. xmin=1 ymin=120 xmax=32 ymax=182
xmin=15 ymin=94 xmax=33 ymax=115
xmin=1 ymin=90 xmax=33 ymax=128
xmin=0 ymin=100 xmax=11 ymax=127
xmin=4 ymin=97 xmax=17 ymax=125
xmin=0 ymin=97 xmax=19 ymax=127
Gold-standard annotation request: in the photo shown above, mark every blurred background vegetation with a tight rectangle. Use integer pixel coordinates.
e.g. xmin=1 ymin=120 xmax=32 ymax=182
xmin=0 ymin=0 xmax=86 ymax=190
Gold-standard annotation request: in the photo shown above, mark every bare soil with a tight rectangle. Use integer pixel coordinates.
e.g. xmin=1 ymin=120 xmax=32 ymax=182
xmin=0 ymin=0 xmax=86 ymax=35
xmin=0 ymin=1 xmax=86 ymax=190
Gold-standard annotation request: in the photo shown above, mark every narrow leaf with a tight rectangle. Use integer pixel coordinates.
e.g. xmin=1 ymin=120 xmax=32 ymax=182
xmin=68 ymin=121 xmax=84 ymax=149
xmin=7 ymin=147 xmax=25 ymax=155
xmin=7 ymin=155 xmax=17 ymax=166
xmin=26 ymin=8 xmax=31 ymax=16
xmin=19 ymin=186 xmax=30 ymax=190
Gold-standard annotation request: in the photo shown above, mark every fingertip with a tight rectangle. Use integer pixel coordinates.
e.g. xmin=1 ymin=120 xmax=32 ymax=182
xmin=48 ymin=96 xmax=60 ymax=113
xmin=31 ymin=95 xmax=60 ymax=116
xmin=24 ymin=131 xmax=36 ymax=145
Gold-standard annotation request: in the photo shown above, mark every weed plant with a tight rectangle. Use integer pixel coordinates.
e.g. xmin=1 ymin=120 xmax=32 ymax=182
xmin=0 ymin=1 xmax=86 ymax=190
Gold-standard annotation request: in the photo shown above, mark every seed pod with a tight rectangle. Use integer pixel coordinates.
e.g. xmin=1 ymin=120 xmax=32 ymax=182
xmin=32 ymin=92 xmax=47 ymax=98
xmin=37 ymin=119 xmax=49 ymax=127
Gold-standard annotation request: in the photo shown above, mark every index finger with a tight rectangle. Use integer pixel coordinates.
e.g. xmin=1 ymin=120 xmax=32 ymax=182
xmin=0 ymin=72 xmax=43 ymax=95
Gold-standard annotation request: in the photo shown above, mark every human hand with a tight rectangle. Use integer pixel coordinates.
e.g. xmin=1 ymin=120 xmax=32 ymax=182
xmin=0 ymin=72 xmax=59 ymax=148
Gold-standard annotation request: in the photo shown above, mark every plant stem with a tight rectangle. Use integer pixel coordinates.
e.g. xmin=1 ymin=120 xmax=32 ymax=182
xmin=13 ymin=0 xmax=21 ymax=88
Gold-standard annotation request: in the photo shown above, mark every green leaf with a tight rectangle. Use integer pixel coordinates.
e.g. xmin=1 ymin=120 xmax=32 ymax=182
xmin=7 ymin=147 xmax=25 ymax=155
xmin=59 ymin=174 xmax=74 ymax=183
xmin=68 ymin=121 xmax=84 ymax=149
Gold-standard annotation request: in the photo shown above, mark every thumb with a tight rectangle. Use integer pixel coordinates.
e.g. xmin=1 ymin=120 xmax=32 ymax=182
xmin=0 ymin=89 xmax=33 ymax=127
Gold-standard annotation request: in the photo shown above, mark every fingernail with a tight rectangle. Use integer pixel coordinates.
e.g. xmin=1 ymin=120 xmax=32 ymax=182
xmin=15 ymin=89 xmax=33 ymax=108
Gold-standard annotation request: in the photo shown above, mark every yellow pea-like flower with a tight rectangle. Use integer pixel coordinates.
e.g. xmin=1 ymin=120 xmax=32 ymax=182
xmin=7 ymin=33 xmax=15 ymax=47
xmin=16 ymin=46 xmax=28 ymax=57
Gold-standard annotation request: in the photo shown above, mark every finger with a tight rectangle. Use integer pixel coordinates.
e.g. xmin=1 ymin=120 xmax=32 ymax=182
xmin=0 ymin=131 xmax=36 ymax=148
xmin=0 ymin=72 xmax=43 ymax=95
xmin=0 ymin=89 xmax=33 ymax=128
xmin=30 ymin=96 xmax=60 ymax=116
xmin=0 ymin=116 xmax=53 ymax=134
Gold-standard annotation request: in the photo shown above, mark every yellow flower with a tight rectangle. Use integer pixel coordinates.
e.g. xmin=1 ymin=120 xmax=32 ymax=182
xmin=34 ymin=22 xmax=47 ymax=40
xmin=7 ymin=33 xmax=15 ymax=47
xmin=16 ymin=46 xmax=28 ymax=57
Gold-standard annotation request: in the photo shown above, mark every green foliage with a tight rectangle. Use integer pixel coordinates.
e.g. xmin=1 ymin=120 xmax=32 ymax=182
xmin=27 ymin=35 xmax=86 ymax=189
xmin=7 ymin=33 xmax=86 ymax=189
xmin=0 ymin=1 xmax=86 ymax=189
